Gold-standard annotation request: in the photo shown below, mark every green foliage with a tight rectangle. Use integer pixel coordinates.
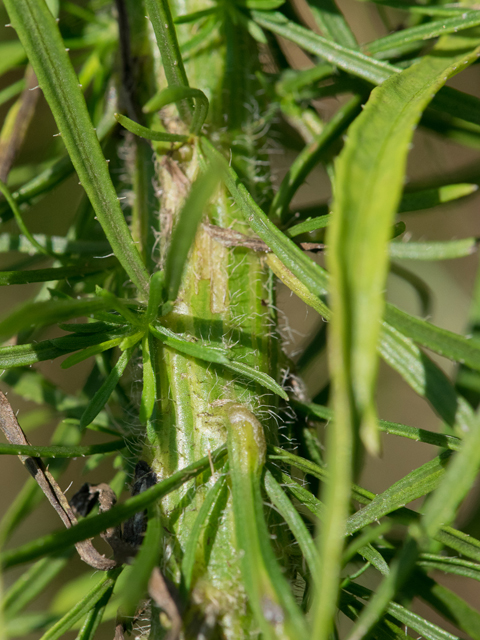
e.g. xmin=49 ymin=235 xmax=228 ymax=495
xmin=1 ymin=1 xmax=480 ymax=639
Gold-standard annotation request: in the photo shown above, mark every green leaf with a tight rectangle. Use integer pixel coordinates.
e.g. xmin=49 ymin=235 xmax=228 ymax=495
xmin=58 ymin=321 xmax=119 ymax=334
xmin=327 ymin=31 xmax=480 ymax=456
xmin=253 ymin=11 xmax=480 ymax=128
xmin=378 ymin=321 xmax=475 ymax=435
xmin=3 ymin=0 xmax=149 ymax=295
xmin=0 ymin=79 xmax=26 ymax=108
xmin=164 ymin=163 xmax=219 ymax=302
xmin=0 ymin=341 xmax=69 ymax=369
xmin=365 ymin=12 xmax=480 ymax=58
xmin=149 ymin=322 xmax=288 ymax=399
xmin=0 ymin=156 xmax=72 ymax=224
xmin=286 ymin=214 xmax=331 ymax=238
xmin=180 ymin=474 xmax=228 ymax=594
xmin=120 ymin=506 xmax=162 ymax=617
xmin=38 ymin=568 xmax=121 ymax=640
xmin=0 ymin=233 xmax=109 ymax=256
xmin=415 ymin=573 xmax=480 ymax=640
xmin=143 ymin=86 xmax=209 ymax=135
xmin=0 ymin=262 xmax=116 ymax=287
xmin=0 ymin=297 xmax=109 ymax=342
xmin=144 ymin=0 xmax=192 ymax=120
xmin=384 ymin=304 xmax=480 ymax=372
xmin=346 ymin=452 xmax=452 ymax=536
xmin=114 ymin=112 xmax=189 ymax=143
xmin=0 ymin=180 xmax=51 ymax=257
xmin=60 ymin=335 xmax=127 ymax=369
xmin=271 ymin=449 xmax=480 ymax=564
xmin=139 ymin=333 xmax=156 ymax=424
xmin=75 ymin=586 xmax=112 ymax=640
xmin=342 ymin=522 xmax=392 ymax=572
xmin=226 ymin=405 xmax=308 ymax=639
xmin=0 ymin=446 xmax=227 ymax=569
xmin=399 ymin=183 xmax=478 ymax=213
xmin=52 ymin=328 xmax=130 ymax=350
xmin=242 ymin=0 xmax=285 ymax=8
xmin=389 ymin=238 xmax=477 ymax=261
xmin=145 ymin=271 xmax=165 ymax=323
xmin=270 ymin=95 xmax=363 ymax=223
xmin=347 ymin=412 xmax=480 ymax=638
xmin=174 ymin=7 xmax=218 ymax=24
xmin=307 ymin=0 xmax=358 ymax=48
xmin=265 ymin=241 xmax=474 ymax=436
xmin=293 ymin=401 xmax=462 ymax=451
xmin=0 ymin=441 xmax=125 ymax=458
xmin=0 ymin=40 xmax=27 ymax=77
xmin=3 ymin=552 xmax=71 ymax=617
xmin=80 ymin=343 xmax=139 ymax=429
xmin=344 ymin=582 xmax=460 ymax=640
xmin=264 ymin=470 xmax=319 ymax=582
xmin=253 ymin=11 xmax=395 ymax=84
xmin=418 ymin=553 xmax=480 ymax=582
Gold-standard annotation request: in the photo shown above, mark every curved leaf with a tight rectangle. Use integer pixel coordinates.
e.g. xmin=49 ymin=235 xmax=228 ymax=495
xmin=327 ymin=31 xmax=480 ymax=454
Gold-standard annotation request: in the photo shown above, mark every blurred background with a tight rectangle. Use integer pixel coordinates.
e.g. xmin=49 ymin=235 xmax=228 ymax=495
xmin=1 ymin=0 xmax=480 ymax=637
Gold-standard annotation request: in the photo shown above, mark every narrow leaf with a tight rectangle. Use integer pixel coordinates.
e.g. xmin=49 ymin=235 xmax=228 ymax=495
xmin=143 ymin=86 xmax=209 ymax=135
xmin=80 ymin=344 xmax=139 ymax=429
xmin=264 ymin=470 xmax=318 ymax=582
xmin=0 ymin=441 xmax=125 ymax=458
xmin=0 ymin=446 xmax=227 ymax=569
xmin=164 ymin=164 xmax=219 ymax=302
xmin=139 ymin=334 xmax=156 ymax=424
xmin=0 ymin=262 xmax=116 ymax=286
xmin=38 ymin=568 xmax=121 ymax=640
xmin=308 ymin=0 xmax=358 ymax=48
xmin=145 ymin=270 xmax=165 ymax=323
xmin=2 ymin=552 xmax=70 ymax=617
xmin=114 ymin=112 xmax=188 ymax=143
xmin=60 ymin=336 xmax=126 ymax=369
xmin=145 ymin=0 xmax=192 ymax=120
xmin=399 ymin=183 xmax=478 ymax=212
xmin=0 ymin=233 xmax=109 ymax=256
xmin=3 ymin=0 xmax=149 ymax=295
xmin=385 ymin=304 xmax=480 ymax=373
xmin=365 ymin=12 xmax=480 ymax=57
xmin=344 ymin=582 xmax=460 ymax=640
xmin=120 ymin=506 xmax=162 ymax=617
xmin=149 ymin=322 xmax=288 ymax=399
xmin=346 ymin=452 xmax=452 ymax=536
xmin=270 ymin=95 xmax=363 ymax=223
xmin=0 ymin=298 xmax=108 ymax=342
xmin=253 ymin=11 xmax=480 ymax=127
xmin=293 ymin=401 xmax=462 ymax=451
xmin=390 ymin=238 xmax=477 ymax=260
xmin=181 ymin=474 xmax=227 ymax=594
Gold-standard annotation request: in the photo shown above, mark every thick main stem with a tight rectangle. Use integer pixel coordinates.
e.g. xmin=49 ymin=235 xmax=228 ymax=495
xmin=127 ymin=1 xmax=280 ymax=635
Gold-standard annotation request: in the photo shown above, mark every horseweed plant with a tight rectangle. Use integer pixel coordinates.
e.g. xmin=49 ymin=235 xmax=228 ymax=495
xmin=1 ymin=0 xmax=480 ymax=638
